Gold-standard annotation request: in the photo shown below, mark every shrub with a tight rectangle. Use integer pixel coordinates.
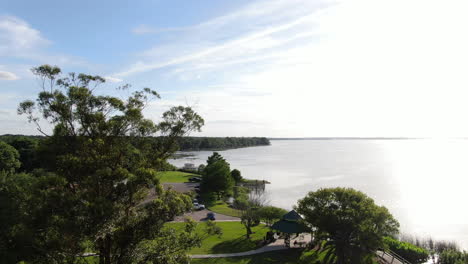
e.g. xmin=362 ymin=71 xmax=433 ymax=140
xmin=438 ymin=249 xmax=468 ymax=264
xmin=257 ymin=206 xmax=288 ymax=226
xmin=384 ymin=236 xmax=429 ymax=264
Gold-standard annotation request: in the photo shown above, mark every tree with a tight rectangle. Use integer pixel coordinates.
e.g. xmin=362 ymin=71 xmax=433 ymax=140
xmin=241 ymin=207 xmax=260 ymax=239
xmin=197 ymin=164 xmax=206 ymax=174
xmin=0 ymin=141 xmax=20 ymax=174
xmin=296 ymin=187 xmax=399 ymax=264
xmin=238 ymin=190 xmax=267 ymax=239
xmin=206 ymin=152 xmax=225 ymax=166
xmin=8 ymin=136 xmax=38 ymax=172
xmin=257 ymin=206 xmax=288 ymax=226
xmin=13 ymin=65 xmax=204 ymax=264
xmin=201 ymin=153 xmax=233 ymax=199
xmin=230 ymin=169 xmax=242 ymax=183
xmin=0 ymin=172 xmax=37 ymax=263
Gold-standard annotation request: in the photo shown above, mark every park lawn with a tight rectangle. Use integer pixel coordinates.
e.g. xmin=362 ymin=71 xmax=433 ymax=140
xmin=207 ymin=201 xmax=242 ymax=218
xmin=190 ymin=249 xmax=304 ymax=264
xmin=156 ymin=171 xmax=200 ymax=183
xmin=166 ymin=222 xmax=269 ymax=254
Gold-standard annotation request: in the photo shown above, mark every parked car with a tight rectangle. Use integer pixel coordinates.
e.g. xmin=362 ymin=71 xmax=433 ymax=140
xmin=189 ymin=177 xmax=202 ymax=182
xmin=193 ymin=202 xmax=205 ymax=210
xmin=207 ymin=212 xmax=216 ymax=220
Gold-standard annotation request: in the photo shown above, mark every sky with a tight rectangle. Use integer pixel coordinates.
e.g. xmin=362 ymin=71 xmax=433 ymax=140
xmin=1 ymin=0 xmax=468 ymax=137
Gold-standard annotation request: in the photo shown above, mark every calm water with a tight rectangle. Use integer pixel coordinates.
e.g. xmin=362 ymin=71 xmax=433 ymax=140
xmin=170 ymin=139 xmax=468 ymax=248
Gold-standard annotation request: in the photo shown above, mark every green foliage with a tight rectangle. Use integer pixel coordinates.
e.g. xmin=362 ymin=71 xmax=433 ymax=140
xmin=231 ymin=169 xmax=242 ymax=183
xmin=241 ymin=207 xmax=261 ymax=239
xmin=207 ymin=152 xmax=226 ymax=166
xmin=205 ymin=220 xmax=223 ymax=238
xmin=257 ymin=206 xmax=288 ymax=226
xmin=0 ymin=141 xmax=20 ymax=174
xmin=5 ymin=65 xmax=205 ymax=264
xmin=2 ymin=136 xmax=38 ymax=172
xmin=233 ymin=186 xmax=249 ymax=200
xmin=296 ymin=187 xmax=399 ymax=264
xmin=201 ymin=153 xmax=234 ymax=198
xmin=0 ymin=172 xmax=37 ymax=263
xmin=438 ymin=249 xmax=468 ymax=264
xmin=176 ymin=137 xmax=270 ymax=151
xmin=383 ymin=236 xmax=429 ymax=264
xmin=197 ymin=164 xmax=206 ymax=174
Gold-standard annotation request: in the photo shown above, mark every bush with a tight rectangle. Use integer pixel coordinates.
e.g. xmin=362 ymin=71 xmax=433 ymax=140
xmin=384 ymin=236 xmax=429 ymax=264
xmin=257 ymin=206 xmax=288 ymax=226
xmin=438 ymin=249 xmax=468 ymax=264
xmin=233 ymin=186 xmax=249 ymax=200
xmin=200 ymin=192 xmax=217 ymax=207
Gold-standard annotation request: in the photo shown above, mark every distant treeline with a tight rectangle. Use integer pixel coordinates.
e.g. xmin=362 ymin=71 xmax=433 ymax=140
xmin=0 ymin=135 xmax=270 ymax=152
xmin=176 ymin=137 xmax=270 ymax=150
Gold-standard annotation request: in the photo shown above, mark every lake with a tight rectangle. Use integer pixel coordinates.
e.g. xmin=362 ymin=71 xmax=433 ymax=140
xmin=170 ymin=139 xmax=468 ymax=249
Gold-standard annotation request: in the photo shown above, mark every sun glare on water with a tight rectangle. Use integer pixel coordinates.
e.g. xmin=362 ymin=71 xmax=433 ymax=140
xmin=385 ymin=139 xmax=468 ymax=248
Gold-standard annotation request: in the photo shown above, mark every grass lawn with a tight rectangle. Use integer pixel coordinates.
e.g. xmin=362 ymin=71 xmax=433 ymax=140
xmin=207 ymin=201 xmax=241 ymax=218
xmin=156 ymin=171 xmax=200 ymax=183
xmin=190 ymin=249 xmax=304 ymax=264
xmin=166 ymin=222 xmax=269 ymax=254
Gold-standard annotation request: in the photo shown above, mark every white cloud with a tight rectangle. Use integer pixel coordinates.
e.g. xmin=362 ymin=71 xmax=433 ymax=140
xmin=126 ymin=0 xmax=468 ymax=138
xmin=0 ymin=16 xmax=90 ymax=68
xmin=0 ymin=70 xmax=19 ymax=80
xmin=104 ymin=76 xmax=123 ymax=83
xmin=0 ymin=16 xmax=50 ymax=56
xmin=116 ymin=0 xmax=325 ymax=77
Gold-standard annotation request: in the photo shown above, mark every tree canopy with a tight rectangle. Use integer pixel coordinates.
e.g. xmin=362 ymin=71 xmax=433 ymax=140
xmin=230 ymin=169 xmax=242 ymax=183
xmin=0 ymin=141 xmax=20 ymax=174
xmin=1 ymin=64 xmax=205 ymax=264
xmin=201 ymin=153 xmax=233 ymax=198
xmin=296 ymin=187 xmax=399 ymax=264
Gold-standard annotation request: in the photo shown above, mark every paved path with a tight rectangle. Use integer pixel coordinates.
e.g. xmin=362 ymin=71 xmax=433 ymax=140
xmin=173 ymin=209 xmax=240 ymax=222
xmin=190 ymin=234 xmax=312 ymax=259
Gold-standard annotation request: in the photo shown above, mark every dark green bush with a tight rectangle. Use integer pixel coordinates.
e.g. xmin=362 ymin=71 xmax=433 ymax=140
xmin=438 ymin=249 xmax=468 ymax=264
xmin=384 ymin=236 xmax=429 ymax=264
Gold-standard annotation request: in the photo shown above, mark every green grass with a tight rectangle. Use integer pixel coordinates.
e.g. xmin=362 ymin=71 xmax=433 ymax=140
xmin=207 ymin=201 xmax=241 ymax=218
xmin=190 ymin=249 xmax=304 ymax=264
xmin=156 ymin=171 xmax=200 ymax=183
xmin=166 ymin=222 xmax=269 ymax=254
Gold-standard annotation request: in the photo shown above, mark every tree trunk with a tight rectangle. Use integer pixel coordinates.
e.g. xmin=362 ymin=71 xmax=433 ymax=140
xmin=104 ymin=235 xmax=112 ymax=264
xmin=246 ymin=219 xmax=252 ymax=239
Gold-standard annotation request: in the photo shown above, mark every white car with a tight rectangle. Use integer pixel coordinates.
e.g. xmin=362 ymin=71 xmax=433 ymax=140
xmin=193 ymin=202 xmax=205 ymax=210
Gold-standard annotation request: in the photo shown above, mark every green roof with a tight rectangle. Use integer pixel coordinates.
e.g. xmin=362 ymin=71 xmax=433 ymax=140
xmin=271 ymin=210 xmax=307 ymax=233
xmin=282 ymin=210 xmax=302 ymax=221
xmin=271 ymin=219 xmax=308 ymax=233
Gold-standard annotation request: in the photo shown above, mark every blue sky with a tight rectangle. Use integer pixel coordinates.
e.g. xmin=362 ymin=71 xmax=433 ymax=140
xmin=2 ymin=0 xmax=468 ymax=137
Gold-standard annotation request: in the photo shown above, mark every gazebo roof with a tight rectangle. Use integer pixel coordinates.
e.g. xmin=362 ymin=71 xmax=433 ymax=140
xmin=271 ymin=219 xmax=308 ymax=233
xmin=271 ymin=210 xmax=307 ymax=233
xmin=282 ymin=210 xmax=302 ymax=221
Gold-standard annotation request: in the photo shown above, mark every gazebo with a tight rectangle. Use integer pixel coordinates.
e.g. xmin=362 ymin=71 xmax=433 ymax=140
xmin=271 ymin=210 xmax=308 ymax=247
